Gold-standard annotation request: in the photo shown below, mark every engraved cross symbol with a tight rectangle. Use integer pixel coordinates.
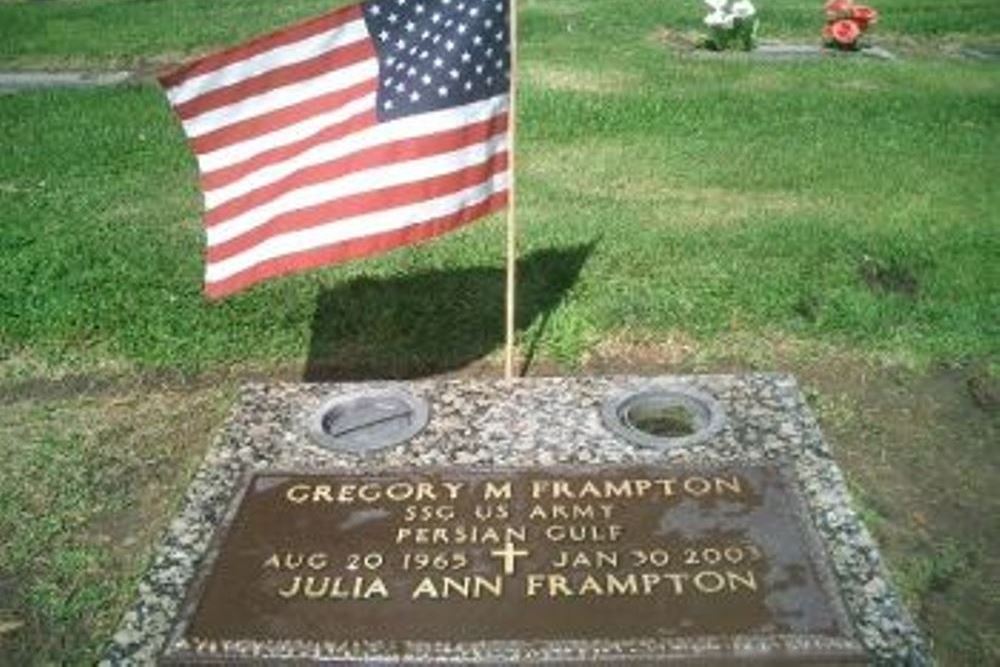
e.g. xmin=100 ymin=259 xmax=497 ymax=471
xmin=490 ymin=542 xmax=529 ymax=576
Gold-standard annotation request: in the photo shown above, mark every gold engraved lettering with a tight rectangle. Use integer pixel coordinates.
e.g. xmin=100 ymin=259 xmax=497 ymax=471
xmin=549 ymin=574 xmax=574 ymax=597
xmin=527 ymin=574 xmax=643 ymax=598
xmin=336 ymin=484 xmax=356 ymax=503
xmin=403 ymin=505 xmax=456 ymax=522
xmin=483 ymin=481 xmax=512 ymax=500
xmin=545 ymin=524 xmax=623 ymax=543
xmin=312 ymin=485 xmax=334 ymax=502
xmin=519 ymin=569 xmax=756 ymax=599
xmin=336 ymin=577 xmax=356 ymax=599
xmin=603 ymin=480 xmax=633 ymax=498
xmin=412 ymin=575 xmax=503 ymax=599
xmin=265 ymin=552 xmax=333 ymax=571
xmin=656 ymin=479 xmax=676 ymax=496
xmin=530 ymin=503 xmax=614 ymax=521
xmin=596 ymin=549 xmax=618 ymax=568
xmin=306 ymin=552 xmax=328 ymax=570
xmin=396 ymin=525 xmax=526 ymax=545
xmin=606 ymin=573 xmax=639 ymax=596
xmin=526 ymin=574 xmax=545 ymax=597
xmin=385 ymin=482 xmax=414 ymax=502
xmin=446 ymin=575 xmax=503 ymax=599
xmin=552 ymin=481 xmax=574 ymax=499
xmin=277 ymin=575 xmax=301 ymax=598
xmin=715 ymin=475 xmax=743 ymax=495
xmin=473 ymin=503 xmax=508 ymax=520
xmin=684 ymin=477 xmax=713 ymax=497
xmin=693 ymin=570 xmax=727 ymax=594
xmin=476 ymin=576 xmax=503 ymax=598
xmin=551 ymin=550 xmax=619 ymax=569
xmin=442 ymin=576 xmax=470 ymax=599
xmin=285 ymin=484 xmax=311 ymax=504
xmin=662 ymin=573 xmax=688 ymax=594
xmin=528 ymin=478 xmax=692 ymax=500
xmin=578 ymin=575 xmax=605 ymax=596
xmin=490 ymin=542 xmax=530 ymax=576
xmin=278 ymin=576 xmax=388 ymax=600
xmin=282 ymin=481 xmax=487 ymax=505
xmin=363 ymin=577 xmax=390 ymax=599
xmin=728 ymin=569 xmax=757 ymax=592
xmin=633 ymin=480 xmax=652 ymax=496
xmin=415 ymin=482 xmax=436 ymax=501
xmin=411 ymin=577 xmax=440 ymax=599
xmin=527 ymin=477 xmax=743 ymax=501
xmin=440 ymin=482 xmax=465 ymax=500
xmin=283 ymin=553 xmax=304 ymax=570
xmin=303 ymin=576 xmax=330 ymax=598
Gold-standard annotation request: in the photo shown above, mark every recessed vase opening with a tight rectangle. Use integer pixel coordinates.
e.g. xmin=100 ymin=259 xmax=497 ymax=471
xmin=601 ymin=386 xmax=725 ymax=449
xmin=308 ymin=389 xmax=429 ymax=454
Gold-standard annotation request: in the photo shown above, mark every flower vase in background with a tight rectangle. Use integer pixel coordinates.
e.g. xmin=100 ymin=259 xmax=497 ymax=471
xmin=703 ymin=0 xmax=759 ymax=51
xmin=823 ymin=0 xmax=878 ymax=51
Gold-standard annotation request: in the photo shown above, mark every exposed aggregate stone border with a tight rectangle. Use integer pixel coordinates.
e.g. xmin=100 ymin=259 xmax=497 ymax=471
xmin=102 ymin=375 xmax=929 ymax=665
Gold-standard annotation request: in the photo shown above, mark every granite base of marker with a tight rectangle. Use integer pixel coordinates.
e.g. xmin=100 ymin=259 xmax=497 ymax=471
xmin=102 ymin=375 xmax=929 ymax=665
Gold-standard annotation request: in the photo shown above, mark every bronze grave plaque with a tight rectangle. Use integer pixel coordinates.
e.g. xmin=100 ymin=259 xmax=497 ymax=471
xmin=163 ymin=464 xmax=866 ymax=663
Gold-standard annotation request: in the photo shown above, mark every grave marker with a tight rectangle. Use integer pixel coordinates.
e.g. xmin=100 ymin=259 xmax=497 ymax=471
xmin=103 ymin=376 xmax=928 ymax=664
xmin=163 ymin=465 xmax=865 ymax=663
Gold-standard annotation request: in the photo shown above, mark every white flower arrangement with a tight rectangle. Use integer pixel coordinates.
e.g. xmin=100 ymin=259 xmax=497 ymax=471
xmin=702 ymin=0 xmax=759 ymax=51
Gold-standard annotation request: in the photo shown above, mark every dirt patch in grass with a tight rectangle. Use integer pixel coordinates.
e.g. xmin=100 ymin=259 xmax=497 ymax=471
xmin=582 ymin=330 xmax=701 ymax=371
xmin=651 ymin=27 xmax=703 ymax=53
xmin=859 ymin=253 xmax=921 ymax=299
xmin=967 ymin=368 xmax=1000 ymax=412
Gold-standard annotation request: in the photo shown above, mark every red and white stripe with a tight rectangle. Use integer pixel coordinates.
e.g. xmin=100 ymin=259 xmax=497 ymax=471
xmin=160 ymin=4 xmax=509 ymax=298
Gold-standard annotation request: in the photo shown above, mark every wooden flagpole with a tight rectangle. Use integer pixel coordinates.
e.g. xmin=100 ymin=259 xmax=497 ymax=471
xmin=504 ymin=0 xmax=518 ymax=380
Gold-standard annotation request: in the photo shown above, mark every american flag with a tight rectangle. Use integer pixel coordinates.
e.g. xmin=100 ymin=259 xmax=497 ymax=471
xmin=160 ymin=0 xmax=510 ymax=299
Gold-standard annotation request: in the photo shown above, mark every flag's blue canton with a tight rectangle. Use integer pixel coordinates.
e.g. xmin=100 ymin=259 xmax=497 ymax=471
xmin=363 ymin=0 xmax=509 ymax=121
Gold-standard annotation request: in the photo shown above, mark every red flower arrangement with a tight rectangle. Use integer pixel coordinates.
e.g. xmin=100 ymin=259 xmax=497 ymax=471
xmin=823 ymin=0 xmax=878 ymax=50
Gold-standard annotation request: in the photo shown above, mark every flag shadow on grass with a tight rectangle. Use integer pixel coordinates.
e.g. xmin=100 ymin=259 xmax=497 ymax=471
xmin=303 ymin=243 xmax=595 ymax=380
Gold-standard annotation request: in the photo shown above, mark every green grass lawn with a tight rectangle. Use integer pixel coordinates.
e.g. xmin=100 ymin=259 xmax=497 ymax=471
xmin=1 ymin=0 xmax=999 ymax=68
xmin=1 ymin=0 xmax=998 ymax=664
xmin=2 ymin=12 xmax=998 ymax=375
